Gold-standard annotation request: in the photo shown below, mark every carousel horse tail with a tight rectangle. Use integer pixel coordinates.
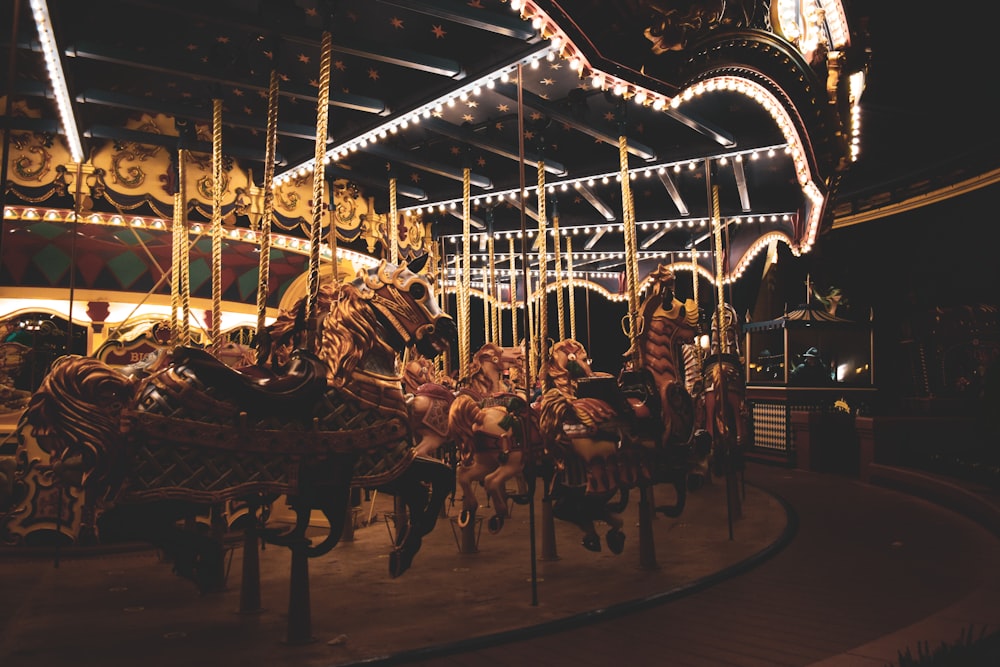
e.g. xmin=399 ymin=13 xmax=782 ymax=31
xmin=448 ymin=393 xmax=481 ymax=463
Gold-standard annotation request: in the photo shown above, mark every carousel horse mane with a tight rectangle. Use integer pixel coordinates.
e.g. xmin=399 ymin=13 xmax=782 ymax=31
xmin=403 ymin=353 xmax=436 ymax=395
xmin=681 ymin=342 xmax=705 ymax=399
xmin=259 ymin=280 xmax=379 ymax=383
xmin=25 ymin=355 xmax=134 ymax=489
xmin=317 ymin=282 xmax=381 ymax=383
xmin=462 ymin=342 xmax=508 ymax=398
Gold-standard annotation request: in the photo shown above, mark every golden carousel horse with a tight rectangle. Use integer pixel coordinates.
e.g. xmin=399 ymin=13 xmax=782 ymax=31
xmin=0 ymin=257 xmax=456 ymax=592
xmin=447 ymin=342 xmax=533 ymax=534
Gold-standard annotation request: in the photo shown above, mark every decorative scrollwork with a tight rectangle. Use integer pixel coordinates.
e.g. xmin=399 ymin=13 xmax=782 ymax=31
xmin=11 ymin=133 xmax=53 ymax=182
xmin=110 ymin=123 xmax=162 ymax=189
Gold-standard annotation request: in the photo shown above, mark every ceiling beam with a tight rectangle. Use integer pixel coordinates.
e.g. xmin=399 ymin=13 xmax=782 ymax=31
xmin=657 ymin=169 xmax=689 ymax=216
xmin=584 ymin=227 xmax=606 ymax=250
xmin=640 ymin=228 xmax=668 ymax=249
xmin=117 ymin=0 xmax=466 ymax=79
xmin=493 ymin=83 xmax=657 ymax=162
xmin=447 ymin=209 xmax=486 ymax=230
xmin=663 ymin=108 xmax=736 ymax=148
xmin=62 ymin=41 xmax=390 ymax=115
xmin=421 ymin=118 xmax=566 ymax=176
xmin=376 ymin=0 xmax=538 ymax=41
xmin=732 ymin=158 xmax=752 ymax=211
xmin=84 ymin=124 xmax=284 ymax=164
xmin=75 ymin=89 xmax=329 ymax=143
xmin=363 ymin=143 xmax=493 ymax=190
xmin=574 ymin=183 xmax=617 ymax=221
xmin=326 ymin=165 xmax=427 ymax=202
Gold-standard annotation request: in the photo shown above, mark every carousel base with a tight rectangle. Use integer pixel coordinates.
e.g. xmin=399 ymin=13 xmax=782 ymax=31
xmin=0 ymin=476 xmax=788 ymax=667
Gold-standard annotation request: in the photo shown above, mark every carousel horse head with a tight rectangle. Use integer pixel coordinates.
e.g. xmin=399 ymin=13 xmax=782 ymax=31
xmin=643 ymin=263 xmax=680 ymax=310
xmin=547 ymin=339 xmax=595 ymax=382
xmin=462 ymin=342 xmax=522 ymax=395
xmin=709 ymin=303 xmax=741 ymax=359
xmin=403 ymin=352 xmax=438 ymax=395
xmin=262 ymin=255 xmax=455 ymax=376
xmin=356 ymin=255 xmax=455 ymax=360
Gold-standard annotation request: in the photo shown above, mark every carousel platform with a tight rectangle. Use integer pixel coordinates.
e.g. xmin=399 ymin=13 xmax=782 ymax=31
xmin=2 ymin=462 xmax=999 ymax=667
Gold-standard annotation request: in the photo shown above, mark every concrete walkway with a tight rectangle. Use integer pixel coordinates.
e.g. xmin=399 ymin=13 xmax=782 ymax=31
xmin=1 ymin=463 xmax=998 ymax=666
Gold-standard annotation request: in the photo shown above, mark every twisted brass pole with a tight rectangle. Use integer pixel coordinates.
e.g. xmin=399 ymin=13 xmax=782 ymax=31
xmin=257 ymin=69 xmax=279 ymax=342
xmin=170 ymin=151 xmax=182 ymax=344
xmin=552 ymin=206 xmax=564 ymax=342
xmin=535 ymin=160 xmax=548 ymax=376
xmin=210 ymin=98 xmax=223 ymax=352
xmin=488 ymin=234 xmax=499 ymax=345
xmin=389 ymin=176 xmax=398 ymax=264
xmin=509 ymin=236 xmax=518 ymax=348
xmin=619 ymin=134 xmax=640 ymax=366
xmin=306 ymin=31 xmax=332 ymax=336
xmin=178 ymin=150 xmax=191 ymax=346
xmin=566 ymin=235 xmax=576 ymax=342
xmin=460 ymin=167 xmax=472 ymax=373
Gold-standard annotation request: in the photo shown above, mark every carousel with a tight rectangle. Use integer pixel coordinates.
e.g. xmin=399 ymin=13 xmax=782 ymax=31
xmin=1 ymin=0 xmax=869 ymax=646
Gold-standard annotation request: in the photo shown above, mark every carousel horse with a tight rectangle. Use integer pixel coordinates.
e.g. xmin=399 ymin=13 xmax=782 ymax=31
xmin=402 ymin=350 xmax=456 ymax=460
xmin=0 ymin=257 xmax=455 ymax=591
xmin=538 ymin=339 xmax=629 ymax=553
xmin=448 ymin=342 xmax=533 ymax=534
xmin=703 ymin=304 xmax=748 ymax=477
xmin=540 ymin=338 xmax=711 ymax=553
xmin=681 ymin=340 xmax=712 ymax=489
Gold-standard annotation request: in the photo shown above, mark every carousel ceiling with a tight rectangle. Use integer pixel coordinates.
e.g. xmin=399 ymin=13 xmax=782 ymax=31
xmin=2 ymin=0 xmax=870 ymax=290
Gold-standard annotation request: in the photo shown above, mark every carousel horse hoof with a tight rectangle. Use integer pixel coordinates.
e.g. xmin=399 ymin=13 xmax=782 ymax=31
xmin=487 ymin=514 xmax=505 ymax=534
xmin=457 ymin=509 xmax=472 ymax=528
xmin=606 ymin=528 xmax=626 ymax=555
xmin=582 ymin=533 xmax=602 ymax=552
xmin=509 ymin=493 xmax=530 ymax=506
xmin=389 ymin=535 xmax=422 ymax=578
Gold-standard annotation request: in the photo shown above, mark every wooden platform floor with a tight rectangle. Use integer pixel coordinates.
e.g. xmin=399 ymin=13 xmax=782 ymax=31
xmin=2 ymin=463 xmax=998 ymax=667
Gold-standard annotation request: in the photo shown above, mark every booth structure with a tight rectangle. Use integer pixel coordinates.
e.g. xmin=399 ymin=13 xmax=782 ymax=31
xmin=743 ymin=302 xmax=875 ymax=470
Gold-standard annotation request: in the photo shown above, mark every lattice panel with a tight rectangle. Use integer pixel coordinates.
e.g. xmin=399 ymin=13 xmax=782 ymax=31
xmin=750 ymin=400 xmax=789 ymax=453
xmin=128 ymin=444 xmax=292 ymax=496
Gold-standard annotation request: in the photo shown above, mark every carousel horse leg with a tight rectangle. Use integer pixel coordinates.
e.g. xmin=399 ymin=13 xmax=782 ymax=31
xmin=483 ymin=456 xmax=520 ymax=534
xmin=386 ymin=456 xmax=455 ymax=578
xmin=456 ymin=460 xmax=486 ymax=528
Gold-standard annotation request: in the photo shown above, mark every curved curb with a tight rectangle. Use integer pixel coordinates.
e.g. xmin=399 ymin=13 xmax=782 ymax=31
xmin=339 ymin=481 xmax=800 ymax=666
xmin=867 ymin=464 xmax=1000 ymax=537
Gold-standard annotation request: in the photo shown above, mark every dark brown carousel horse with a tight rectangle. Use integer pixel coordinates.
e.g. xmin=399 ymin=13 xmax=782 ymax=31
xmin=448 ymin=342 xmax=535 ymax=535
xmin=0 ymin=257 xmax=455 ymax=592
xmin=703 ymin=304 xmax=747 ymax=478
xmin=539 ymin=339 xmax=710 ymax=553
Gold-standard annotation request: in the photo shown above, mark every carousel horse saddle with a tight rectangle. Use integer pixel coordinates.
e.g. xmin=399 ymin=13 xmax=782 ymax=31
xmin=171 ymin=346 xmax=329 ymax=412
xmin=576 ymin=375 xmax=629 ymax=413
xmin=415 ymin=382 xmax=455 ymax=403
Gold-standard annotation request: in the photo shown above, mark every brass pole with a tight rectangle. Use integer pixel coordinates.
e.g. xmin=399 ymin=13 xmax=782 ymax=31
xmin=306 ymin=31 xmax=332 ymax=341
xmin=257 ymin=69 xmax=279 ymax=342
xmin=210 ymin=98 xmax=223 ymax=351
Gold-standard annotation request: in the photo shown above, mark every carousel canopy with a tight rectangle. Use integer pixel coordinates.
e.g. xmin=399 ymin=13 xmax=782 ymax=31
xmin=2 ymin=0 xmax=874 ymax=289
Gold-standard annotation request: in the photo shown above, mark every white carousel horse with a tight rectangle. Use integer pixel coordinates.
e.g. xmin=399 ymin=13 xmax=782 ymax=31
xmin=447 ymin=342 xmax=534 ymax=535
